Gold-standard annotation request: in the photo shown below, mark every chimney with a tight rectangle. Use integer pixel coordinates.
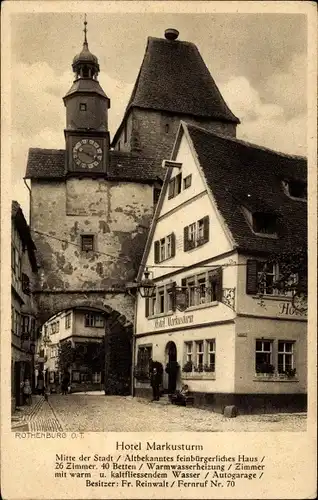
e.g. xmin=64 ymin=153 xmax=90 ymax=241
xmin=164 ymin=28 xmax=179 ymax=41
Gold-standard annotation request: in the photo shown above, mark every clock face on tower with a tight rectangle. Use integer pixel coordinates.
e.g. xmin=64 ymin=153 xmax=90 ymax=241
xmin=72 ymin=139 xmax=103 ymax=169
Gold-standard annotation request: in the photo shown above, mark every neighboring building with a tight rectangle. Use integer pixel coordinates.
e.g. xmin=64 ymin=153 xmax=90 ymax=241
xmin=25 ymin=25 xmax=239 ymax=393
xmin=134 ymin=122 xmax=307 ymax=414
xmin=112 ymin=28 xmax=239 ymax=160
xmin=39 ymin=308 xmax=105 ymax=391
xmin=11 ymin=201 xmax=38 ymax=409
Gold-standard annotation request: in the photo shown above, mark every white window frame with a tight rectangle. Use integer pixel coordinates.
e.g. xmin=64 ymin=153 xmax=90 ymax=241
xmin=185 ymin=342 xmax=193 ymax=363
xmin=206 ymin=340 xmax=216 ymax=372
xmin=278 ymin=341 xmax=294 ymax=373
xmin=195 ymin=341 xmax=204 ymax=369
xmin=255 ymin=339 xmax=273 ymax=372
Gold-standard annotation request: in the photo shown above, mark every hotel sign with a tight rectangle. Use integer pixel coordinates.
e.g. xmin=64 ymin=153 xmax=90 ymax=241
xmin=154 ymin=314 xmax=194 ymax=329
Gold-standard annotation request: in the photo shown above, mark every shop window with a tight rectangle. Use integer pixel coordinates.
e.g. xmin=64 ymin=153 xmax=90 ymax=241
xmin=255 ymin=340 xmax=274 ymax=373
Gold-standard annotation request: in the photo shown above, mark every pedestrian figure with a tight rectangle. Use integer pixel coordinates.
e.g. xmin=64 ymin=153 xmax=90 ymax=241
xmin=61 ymin=372 xmax=70 ymax=395
xmin=21 ymin=378 xmax=32 ymax=405
xmin=37 ymin=371 xmax=45 ymax=396
xmin=150 ymin=367 xmax=161 ymax=401
xmin=170 ymin=384 xmax=189 ymax=406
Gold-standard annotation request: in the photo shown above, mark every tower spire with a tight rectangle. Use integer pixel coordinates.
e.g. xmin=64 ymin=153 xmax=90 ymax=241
xmin=83 ymin=14 xmax=88 ymax=46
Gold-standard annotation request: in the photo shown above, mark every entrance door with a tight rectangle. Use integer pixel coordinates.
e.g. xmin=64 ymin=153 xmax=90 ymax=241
xmin=165 ymin=341 xmax=178 ymax=393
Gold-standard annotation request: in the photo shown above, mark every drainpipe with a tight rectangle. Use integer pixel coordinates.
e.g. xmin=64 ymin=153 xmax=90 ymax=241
xmin=131 ymin=291 xmax=138 ymax=397
xmin=23 ymin=178 xmax=31 ymax=225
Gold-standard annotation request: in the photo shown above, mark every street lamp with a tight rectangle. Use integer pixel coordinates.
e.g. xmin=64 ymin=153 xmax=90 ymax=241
xmin=137 ymin=268 xmax=156 ymax=298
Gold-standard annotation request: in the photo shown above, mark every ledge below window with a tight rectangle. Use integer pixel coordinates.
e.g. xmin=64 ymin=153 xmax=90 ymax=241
xmin=182 ymin=372 xmax=216 ymax=380
xmin=253 ymin=374 xmax=299 ymax=382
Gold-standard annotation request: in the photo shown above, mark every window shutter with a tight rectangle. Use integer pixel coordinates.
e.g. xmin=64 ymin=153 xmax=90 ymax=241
xmin=298 ymin=269 xmax=307 ymax=294
xmin=246 ymin=259 xmax=258 ymax=294
xmin=168 ymin=179 xmax=175 ymax=200
xmin=216 ymin=267 xmax=223 ymax=302
xmin=183 ymin=226 xmax=189 ymax=251
xmin=171 ymin=282 xmax=177 ymax=311
xmin=145 ymin=298 xmax=150 ymax=318
xmin=171 ymin=233 xmax=176 ymax=257
xmin=203 ymin=216 xmax=210 ymax=242
xmin=154 ymin=241 xmax=160 ymax=263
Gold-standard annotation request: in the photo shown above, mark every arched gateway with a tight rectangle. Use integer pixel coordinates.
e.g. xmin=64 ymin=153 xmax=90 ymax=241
xmin=33 ymin=292 xmax=133 ymax=395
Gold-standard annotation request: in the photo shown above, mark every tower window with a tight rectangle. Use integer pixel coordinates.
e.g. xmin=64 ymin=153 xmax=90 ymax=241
xmin=124 ymin=122 xmax=128 ymax=143
xmin=165 ymin=123 xmax=170 ymax=133
xmin=80 ymin=103 xmax=87 ymax=111
xmin=81 ymin=235 xmax=94 ymax=252
xmin=118 ymin=141 xmax=121 ymax=152
xmin=83 ymin=66 xmax=89 ymax=78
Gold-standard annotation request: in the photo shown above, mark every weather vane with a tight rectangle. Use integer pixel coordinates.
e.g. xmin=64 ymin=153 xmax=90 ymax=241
xmin=83 ymin=13 xmax=88 ymax=44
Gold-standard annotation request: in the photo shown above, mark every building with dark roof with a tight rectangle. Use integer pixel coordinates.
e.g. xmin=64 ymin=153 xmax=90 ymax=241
xmin=11 ymin=201 xmax=39 ymax=410
xmin=111 ymin=28 xmax=239 ymax=160
xmin=133 ymin=122 xmax=307 ymax=414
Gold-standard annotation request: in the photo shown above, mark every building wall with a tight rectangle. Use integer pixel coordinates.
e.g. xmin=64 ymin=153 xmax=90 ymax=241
xmin=136 ymin=321 xmax=236 ymax=394
xmin=234 ymin=316 xmax=307 ymax=394
xmin=114 ymin=109 xmax=236 ymax=159
xmin=30 ymin=179 xmax=154 ymax=292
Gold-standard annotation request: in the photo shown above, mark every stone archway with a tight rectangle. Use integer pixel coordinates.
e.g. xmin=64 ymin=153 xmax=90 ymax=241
xmin=33 ymin=291 xmax=134 ymax=395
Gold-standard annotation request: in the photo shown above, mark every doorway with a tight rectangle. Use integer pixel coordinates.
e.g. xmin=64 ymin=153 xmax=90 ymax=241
xmin=165 ymin=341 xmax=178 ymax=393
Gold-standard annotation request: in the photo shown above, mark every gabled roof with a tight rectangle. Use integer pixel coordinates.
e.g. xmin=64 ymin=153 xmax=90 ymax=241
xmin=112 ymin=35 xmax=239 ymax=146
xmin=185 ymin=123 xmax=307 ymax=255
xmin=25 ymin=149 xmax=164 ymax=183
xmin=11 ymin=201 xmax=38 ymax=272
xmin=136 ymin=122 xmax=307 ymax=279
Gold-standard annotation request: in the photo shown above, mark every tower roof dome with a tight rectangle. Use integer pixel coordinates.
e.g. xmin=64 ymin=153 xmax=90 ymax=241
xmin=72 ymin=15 xmax=100 ymax=74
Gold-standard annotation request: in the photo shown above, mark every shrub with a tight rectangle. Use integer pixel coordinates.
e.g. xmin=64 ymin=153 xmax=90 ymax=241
xmin=182 ymin=361 xmax=193 ymax=373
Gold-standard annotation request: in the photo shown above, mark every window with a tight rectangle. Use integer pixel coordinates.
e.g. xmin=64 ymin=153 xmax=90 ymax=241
xmin=183 ymin=339 xmax=216 ymax=373
xmin=168 ymin=173 xmax=182 ymax=199
xmin=22 ymin=273 xmax=30 ymax=295
xmin=154 ymin=233 xmax=176 ymax=263
xmin=278 ymin=341 xmax=294 ymax=374
xmin=56 ymin=321 xmax=60 ymax=333
xmin=196 ymin=341 xmax=204 ymax=370
xmin=80 ymin=103 xmax=87 ymax=111
xmin=255 ymin=340 xmax=273 ymax=373
xmin=183 ymin=174 xmax=192 ymax=189
xmin=283 ymin=180 xmax=307 ymax=200
xmin=157 ymin=287 xmax=165 ymax=313
xmin=184 ymin=216 xmax=209 ymax=251
xmin=252 ymin=212 xmax=277 ymax=235
xmin=81 ymin=235 xmax=94 ymax=252
xmin=85 ymin=313 xmax=105 ymax=328
xmin=118 ymin=141 xmax=121 ymax=152
xmin=185 ymin=342 xmax=193 ymax=363
xmin=181 ymin=268 xmax=222 ymax=309
xmin=165 ymin=123 xmax=170 ymax=134
xmin=207 ymin=340 xmax=215 ymax=371
xmin=65 ymin=313 xmax=71 ymax=329
xmin=166 ymin=284 xmax=175 ymax=312
xmin=246 ymin=260 xmax=296 ymax=297
xmin=136 ymin=345 xmax=152 ymax=378
xmin=159 ymin=238 xmax=165 ymax=262
xmin=21 ymin=315 xmax=29 ymax=337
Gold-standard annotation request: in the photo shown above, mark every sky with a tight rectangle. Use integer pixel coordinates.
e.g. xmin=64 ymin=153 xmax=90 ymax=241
xmin=10 ymin=11 xmax=308 ymax=219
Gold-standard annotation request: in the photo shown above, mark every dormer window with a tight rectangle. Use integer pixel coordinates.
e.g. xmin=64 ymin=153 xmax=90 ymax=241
xmin=252 ymin=212 xmax=277 ymax=235
xmin=283 ymin=180 xmax=307 ymax=201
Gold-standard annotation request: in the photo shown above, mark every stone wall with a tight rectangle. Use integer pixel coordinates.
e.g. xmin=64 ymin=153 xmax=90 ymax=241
xmin=30 ymin=179 xmax=154 ymax=292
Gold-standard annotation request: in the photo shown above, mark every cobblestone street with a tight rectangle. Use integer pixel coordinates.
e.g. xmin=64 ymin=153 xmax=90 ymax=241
xmin=12 ymin=393 xmax=307 ymax=433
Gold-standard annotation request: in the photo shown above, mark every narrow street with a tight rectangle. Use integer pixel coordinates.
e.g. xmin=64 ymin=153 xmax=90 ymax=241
xmin=12 ymin=393 xmax=306 ymax=433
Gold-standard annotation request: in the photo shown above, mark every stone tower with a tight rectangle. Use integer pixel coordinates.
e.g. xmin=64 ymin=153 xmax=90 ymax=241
xmin=25 ymin=20 xmax=161 ymax=393
xmin=112 ymin=28 xmax=240 ymax=161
